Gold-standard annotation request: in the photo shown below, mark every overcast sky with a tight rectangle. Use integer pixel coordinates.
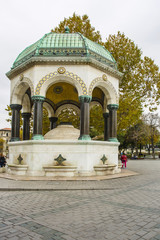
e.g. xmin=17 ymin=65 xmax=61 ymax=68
xmin=0 ymin=0 xmax=160 ymax=129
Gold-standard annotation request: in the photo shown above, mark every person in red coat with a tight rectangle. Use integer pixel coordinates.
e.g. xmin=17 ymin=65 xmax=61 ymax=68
xmin=121 ymin=152 xmax=127 ymax=168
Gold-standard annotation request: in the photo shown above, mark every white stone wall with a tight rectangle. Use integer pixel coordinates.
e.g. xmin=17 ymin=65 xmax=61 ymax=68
xmin=8 ymin=140 xmax=119 ymax=176
xmin=10 ymin=64 xmax=119 ymax=105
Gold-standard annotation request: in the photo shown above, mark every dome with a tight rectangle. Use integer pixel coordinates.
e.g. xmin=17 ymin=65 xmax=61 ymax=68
xmin=11 ymin=28 xmax=117 ymax=70
xmin=44 ymin=123 xmax=80 ymax=140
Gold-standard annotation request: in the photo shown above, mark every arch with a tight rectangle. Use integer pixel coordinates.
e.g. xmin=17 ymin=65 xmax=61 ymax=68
xmin=90 ymin=101 xmax=103 ymax=111
xmin=43 ymin=102 xmax=55 ymax=118
xmin=55 ymin=104 xmax=80 ymax=117
xmin=88 ymin=77 xmax=119 ymax=104
xmin=11 ymin=77 xmax=34 ymax=104
xmin=22 ymin=94 xmax=31 ymax=113
xmin=35 ymin=71 xmax=87 ymax=97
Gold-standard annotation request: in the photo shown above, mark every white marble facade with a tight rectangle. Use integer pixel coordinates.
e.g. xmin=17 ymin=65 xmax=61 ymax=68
xmin=6 ymin=30 xmax=122 ymax=177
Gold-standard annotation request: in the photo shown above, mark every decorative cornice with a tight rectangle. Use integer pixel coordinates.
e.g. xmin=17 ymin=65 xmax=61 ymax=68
xmin=6 ymin=56 xmax=123 ymax=80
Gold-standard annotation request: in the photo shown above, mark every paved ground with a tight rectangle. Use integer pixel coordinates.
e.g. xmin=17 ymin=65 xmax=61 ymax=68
xmin=0 ymin=160 xmax=160 ymax=240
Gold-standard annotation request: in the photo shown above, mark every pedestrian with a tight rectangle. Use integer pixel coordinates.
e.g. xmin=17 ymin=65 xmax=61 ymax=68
xmin=0 ymin=154 xmax=6 ymax=167
xmin=121 ymin=152 xmax=127 ymax=168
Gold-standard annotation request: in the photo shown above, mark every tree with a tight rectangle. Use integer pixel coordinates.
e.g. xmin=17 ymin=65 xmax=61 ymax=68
xmin=52 ymin=13 xmax=102 ymax=44
xmin=90 ymin=105 xmax=104 ymax=138
xmin=5 ymin=105 xmax=12 ymax=124
xmin=57 ymin=108 xmax=80 ymax=129
xmin=6 ymin=14 xmax=160 ymax=144
xmin=0 ymin=138 xmax=4 ymax=153
xmin=42 ymin=108 xmax=50 ymax=136
xmin=105 ymin=32 xmax=160 ymax=134
xmin=126 ymin=121 xmax=149 ymax=156
xmin=143 ymin=113 xmax=160 ymax=158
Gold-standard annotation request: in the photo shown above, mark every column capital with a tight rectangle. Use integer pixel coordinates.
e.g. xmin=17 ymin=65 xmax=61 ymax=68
xmin=31 ymin=95 xmax=45 ymax=102
xmin=49 ymin=117 xmax=58 ymax=122
xmin=21 ymin=112 xmax=31 ymax=119
xmin=107 ymin=104 xmax=119 ymax=111
xmin=79 ymin=95 xmax=92 ymax=103
xmin=10 ymin=104 xmax=22 ymax=111
xmin=103 ymin=112 xmax=109 ymax=118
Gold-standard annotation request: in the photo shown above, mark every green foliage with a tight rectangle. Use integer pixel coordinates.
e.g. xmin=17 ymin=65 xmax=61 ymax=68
xmin=5 ymin=105 xmax=12 ymax=123
xmin=105 ymin=31 xmax=160 ymax=134
xmin=0 ymin=138 xmax=4 ymax=143
xmin=52 ymin=13 xmax=102 ymax=44
xmin=6 ymin=14 xmax=160 ymax=146
xmin=143 ymin=113 xmax=160 ymax=156
xmin=0 ymin=139 xmax=4 ymax=152
xmin=90 ymin=105 xmax=104 ymax=138
xmin=57 ymin=108 xmax=80 ymax=129
xmin=42 ymin=108 xmax=50 ymax=135
xmin=5 ymin=105 xmax=23 ymax=127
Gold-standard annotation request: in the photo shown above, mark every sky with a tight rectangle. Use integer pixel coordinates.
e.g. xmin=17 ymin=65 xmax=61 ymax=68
xmin=0 ymin=0 xmax=160 ymax=129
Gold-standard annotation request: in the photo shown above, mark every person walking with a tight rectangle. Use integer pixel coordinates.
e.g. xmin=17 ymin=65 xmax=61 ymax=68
xmin=121 ymin=152 xmax=127 ymax=168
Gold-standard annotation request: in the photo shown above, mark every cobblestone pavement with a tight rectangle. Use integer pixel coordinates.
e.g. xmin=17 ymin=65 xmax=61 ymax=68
xmin=0 ymin=160 xmax=160 ymax=240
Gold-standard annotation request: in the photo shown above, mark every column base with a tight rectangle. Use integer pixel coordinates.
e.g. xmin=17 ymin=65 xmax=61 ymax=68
xmin=32 ymin=134 xmax=44 ymax=140
xmin=10 ymin=137 xmax=20 ymax=142
xmin=78 ymin=135 xmax=91 ymax=140
xmin=108 ymin=138 xmax=119 ymax=142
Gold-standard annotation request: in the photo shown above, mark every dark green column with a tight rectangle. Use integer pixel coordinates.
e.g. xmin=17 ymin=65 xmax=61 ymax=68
xmin=103 ymin=112 xmax=110 ymax=141
xmin=78 ymin=95 xmax=92 ymax=140
xmin=32 ymin=95 xmax=45 ymax=140
xmin=10 ymin=104 xmax=22 ymax=141
xmin=107 ymin=104 xmax=119 ymax=142
xmin=22 ymin=112 xmax=31 ymax=140
xmin=49 ymin=117 xmax=58 ymax=130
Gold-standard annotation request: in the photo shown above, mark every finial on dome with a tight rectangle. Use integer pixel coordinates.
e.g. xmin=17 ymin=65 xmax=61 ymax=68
xmin=65 ymin=26 xmax=70 ymax=33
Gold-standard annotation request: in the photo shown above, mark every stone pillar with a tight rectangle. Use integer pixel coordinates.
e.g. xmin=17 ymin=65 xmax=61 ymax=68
xmin=107 ymin=104 xmax=119 ymax=142
xmin=103 ymin=112 xmax=110 ymax=141
xmin=49 ymin=117 xmax=58 ymax=130
xmin=78 ymin=95 xmax=92 ymax=140
xmin=21 ymin=112 xmax=31 ymax=140
xmin=32 ymin=95 xmax=45 ymax=140
xmin=10 ymin=104 xmax=22 ymax=141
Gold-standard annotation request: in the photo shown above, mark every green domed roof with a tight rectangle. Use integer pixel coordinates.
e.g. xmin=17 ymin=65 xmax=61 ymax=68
xmin=12 ymin=30 xmax=117 ymax=69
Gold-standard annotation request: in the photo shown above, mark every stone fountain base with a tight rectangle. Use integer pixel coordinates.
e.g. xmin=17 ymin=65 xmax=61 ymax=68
xmin=8 ymin=139 xmax=120 ymax=177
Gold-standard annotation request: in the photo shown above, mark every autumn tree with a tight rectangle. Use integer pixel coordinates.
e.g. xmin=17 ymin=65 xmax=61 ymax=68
xmin=105 ymin=32 xmax=160 ymax=134
xmin=57 ymin=108 xmax=80 ymax=129
xmin=143 ymin=113 xmax=160 ymax=158
xmin=90 ymin=105 xmax=104 ymax=138
xmin=0 ymin=138 xmax=4 ymax=153
xmin=126 ymin=121 xmax=149 ymax=156
xmin=6 ymin=14 xmax=160 ymax=143
xmin=52 ymin=13 xmax=102 ymax=44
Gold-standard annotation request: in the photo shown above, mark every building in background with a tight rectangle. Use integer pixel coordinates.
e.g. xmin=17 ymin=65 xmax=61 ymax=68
xmin=0 ymin=128 xmax=11 ymax=156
